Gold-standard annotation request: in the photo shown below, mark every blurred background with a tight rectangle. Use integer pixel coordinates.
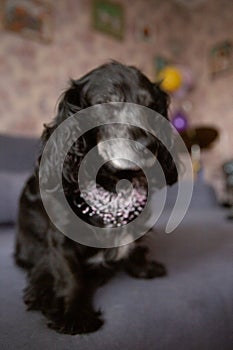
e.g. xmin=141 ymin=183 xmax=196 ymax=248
xmin=0 ymin=3 xmax=233 ymax=347
xmin=0 ymin=0 xmax=232 ymax=203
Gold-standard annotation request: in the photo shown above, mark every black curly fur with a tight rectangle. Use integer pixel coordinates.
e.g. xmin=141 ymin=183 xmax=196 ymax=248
xmin=15 ymin=61 xmax=177 ymax=334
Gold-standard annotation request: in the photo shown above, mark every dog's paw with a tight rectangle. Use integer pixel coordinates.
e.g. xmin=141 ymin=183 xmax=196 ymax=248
xmin=143 ymin=260 xmax=167 ymax=278
xmin=47 ymin=309 xmax=104 ymax=335
xmin=124 ymin=245 xmax=167 ymax=279
xmin=23 ymin=285 xmax=40 ymax=310
xmin=126 ymin=260 xmax=167 ymax=279
xmin=23 ymin=283 xmax=56 ymax=311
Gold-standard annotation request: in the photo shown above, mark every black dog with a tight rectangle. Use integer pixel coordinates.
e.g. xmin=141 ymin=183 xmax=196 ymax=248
xmin=15 ymin=61 xmax=178 ymax=334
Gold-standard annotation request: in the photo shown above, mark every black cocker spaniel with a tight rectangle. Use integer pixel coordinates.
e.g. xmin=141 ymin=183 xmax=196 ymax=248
xmin=15 ymin=61 xmax=178 ymax=334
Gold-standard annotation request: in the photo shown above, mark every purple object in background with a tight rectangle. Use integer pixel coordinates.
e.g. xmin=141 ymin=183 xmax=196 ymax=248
xmin=171 ymin=110 xmax=189 ymax=132
xmin=172 ymin=65 xmax=194 ymax=99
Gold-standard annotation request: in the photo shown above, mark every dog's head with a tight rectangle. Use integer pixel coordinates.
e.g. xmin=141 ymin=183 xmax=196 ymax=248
xmin=41 ymin=61 xmax=178 ymax=196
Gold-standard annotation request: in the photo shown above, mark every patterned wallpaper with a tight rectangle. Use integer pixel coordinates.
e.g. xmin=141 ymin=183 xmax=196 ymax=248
xmin=0 ymin=0 xmax=232 ymax=198
xmin=180 ymin=0 xmax=233 ymax=199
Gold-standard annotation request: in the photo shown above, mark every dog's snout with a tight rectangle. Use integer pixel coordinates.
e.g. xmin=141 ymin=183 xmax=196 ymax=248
xmin=98 ymin=135 xmax=157 ymax=172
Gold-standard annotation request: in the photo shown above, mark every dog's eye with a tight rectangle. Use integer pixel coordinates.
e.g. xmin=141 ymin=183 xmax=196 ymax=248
xmin=136 ymin=136 xmax=151 ymax=147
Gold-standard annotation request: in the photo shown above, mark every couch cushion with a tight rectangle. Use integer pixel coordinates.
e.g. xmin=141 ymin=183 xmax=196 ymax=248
xmin=0 ymin=209 xmax=232 ymax=350
xmin=0 ymin=134 xmax=38 ymax=223
xmin=0 ymin=171 xmax=30 ymax=223
xmin=0 ymin=134 xmax=39 ymax=172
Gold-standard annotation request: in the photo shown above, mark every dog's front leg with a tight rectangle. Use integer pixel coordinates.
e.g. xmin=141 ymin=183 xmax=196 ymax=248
xmin=24 ymin=227 xmax=103 ymax=334
xmin=123 ymin=245 xmax=167 ymax=279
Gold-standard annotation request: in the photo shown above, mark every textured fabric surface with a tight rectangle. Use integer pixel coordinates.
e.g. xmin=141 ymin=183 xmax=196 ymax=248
xmin=0 ymin=171 xmax=30 ymax=223
xmin=0 ymin=134 xmax=232 ymax=349
xmin=0 ymin=134 xmax=39 ymax=172
xmin=0 ymin=134 xmax=38 ymax=223
xmin=0 ymin=206 xmax=232 ymax=350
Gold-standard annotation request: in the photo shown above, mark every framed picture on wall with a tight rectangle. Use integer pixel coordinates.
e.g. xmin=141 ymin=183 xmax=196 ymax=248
xmin=209 ymin=40 xmax=233 ymax=78
xmin=1 ymin=0 xmax=53 ymax=43
xmin=92 ymin=0 xmax=124 ymax=40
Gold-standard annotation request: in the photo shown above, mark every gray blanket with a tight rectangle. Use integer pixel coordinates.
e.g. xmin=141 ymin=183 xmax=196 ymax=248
xmin=0 ymin=134 xmax=232 ymax=349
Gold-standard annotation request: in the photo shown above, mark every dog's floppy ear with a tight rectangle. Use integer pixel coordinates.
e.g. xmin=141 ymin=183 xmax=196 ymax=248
xmin=152 ymin=83 xmax=178 ymax=187
xmin=40 ymin=79 xmax=84 ymax=143
xmin=157 ymin=139 xmax=178 ymax=186
xmin=38 ymin=79 xmax=87 ymax=188
xmin=152 ymin=83 xmax=170 ymax=119
xmin=54 ymin=79 xmax=85 ymax=125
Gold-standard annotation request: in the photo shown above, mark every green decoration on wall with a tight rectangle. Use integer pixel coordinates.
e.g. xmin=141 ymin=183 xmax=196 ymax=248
xmin=209 ymin=40 xmax=233 ymax=78
xmin=92 ymin=0 xmax=124 ymax=40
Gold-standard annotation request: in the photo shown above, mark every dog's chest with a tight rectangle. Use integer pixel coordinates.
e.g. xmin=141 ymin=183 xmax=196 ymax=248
xmin=86 ymin=244 xmax=133 ymax=266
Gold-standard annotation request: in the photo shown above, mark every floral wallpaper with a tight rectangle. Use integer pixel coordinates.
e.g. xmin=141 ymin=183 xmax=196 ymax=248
xmin=0 ymin=0 xmax=232 ymax=198
xmin=179 ymin=0 xmax=233 ymax=200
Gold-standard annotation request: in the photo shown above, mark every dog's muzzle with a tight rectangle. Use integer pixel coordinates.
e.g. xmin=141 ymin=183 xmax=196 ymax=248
xmin=74 ymin=180 xmax=147 ymax=228
xmin=97 ymin=138 xmax=157 ymax=172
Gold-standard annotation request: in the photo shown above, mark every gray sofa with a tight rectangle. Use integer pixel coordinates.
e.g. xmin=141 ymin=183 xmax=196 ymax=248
xmin=0 ymin=134 xmax=232 ymax=350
